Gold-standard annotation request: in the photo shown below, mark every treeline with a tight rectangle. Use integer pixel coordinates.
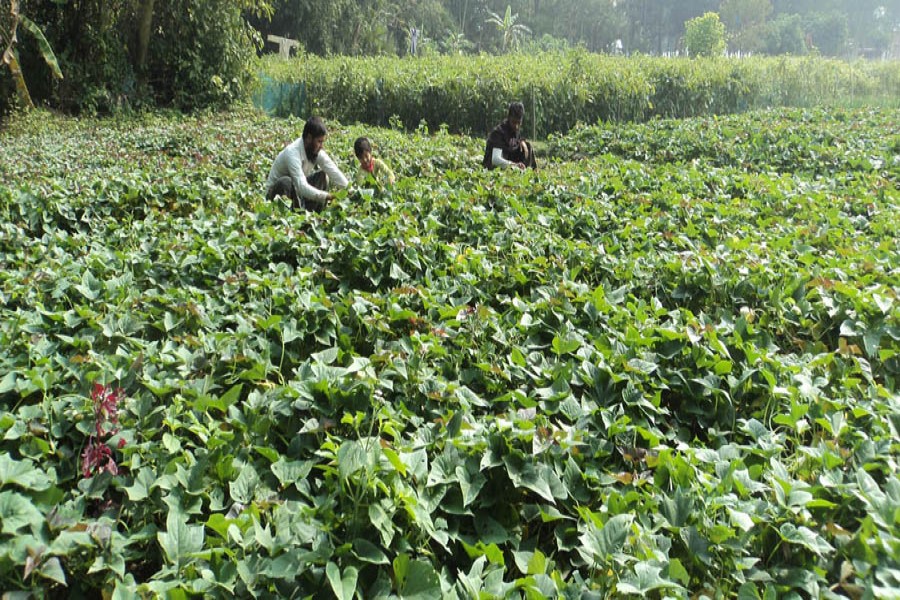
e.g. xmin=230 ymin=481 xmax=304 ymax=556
xmin=260 ymin=52 xmax=900 ymax=136
xmin=2 ymin=0 xmax=898 ymax=117
xmin=252 ymin=0 xmax=898 ymax=58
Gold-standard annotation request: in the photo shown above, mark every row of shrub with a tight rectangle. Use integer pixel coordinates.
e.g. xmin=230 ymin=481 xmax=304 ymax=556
xmin=259 ymin=50 xmax=900 ymax=136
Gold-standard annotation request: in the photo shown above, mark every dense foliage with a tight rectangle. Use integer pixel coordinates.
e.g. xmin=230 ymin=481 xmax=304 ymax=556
xmin=4 ymin=0 xmax=898 ymax=118
xmin=684 ymin=13 xmax=727 ymax=57
xmin=0 ymin=106 xmax=897 ymax=597
xmin=259 ymin=52 xmax=900 ymax=135
xmin=4 ymin=0 xmax=268 ymax=115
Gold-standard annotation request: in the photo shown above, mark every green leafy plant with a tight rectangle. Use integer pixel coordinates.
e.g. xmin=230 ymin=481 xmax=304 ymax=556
xmin=684 ymin=12 xmax=727 ymax=57
xmin=484 ymin=5 xmax=532 ymax=53
xmin=0 ymin=105 xmax=897 ymax=596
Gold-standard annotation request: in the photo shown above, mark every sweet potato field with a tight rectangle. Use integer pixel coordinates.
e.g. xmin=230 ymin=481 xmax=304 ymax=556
xmin=0 ymin=107 xmax=898 ymax=598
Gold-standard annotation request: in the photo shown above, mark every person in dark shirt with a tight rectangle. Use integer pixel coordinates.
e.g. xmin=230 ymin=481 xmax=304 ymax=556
xmin=482 ymin=101 xmax=537 ymax=171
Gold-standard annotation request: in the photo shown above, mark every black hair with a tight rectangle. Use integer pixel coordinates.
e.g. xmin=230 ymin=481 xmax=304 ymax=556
xmin=302 ymin=116 xmax=328 ymax=140
xmin=507 ymin=102 xmax=525 ymax=120
xmin=353 ymin=136 xmax=372 ymax=158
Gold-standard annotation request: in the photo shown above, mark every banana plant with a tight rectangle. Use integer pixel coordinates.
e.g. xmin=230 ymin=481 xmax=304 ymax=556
xmin=1 ymin=0 xmax=63 ymax=109
xmin=484 ymin=5 xmax=531 ymax=52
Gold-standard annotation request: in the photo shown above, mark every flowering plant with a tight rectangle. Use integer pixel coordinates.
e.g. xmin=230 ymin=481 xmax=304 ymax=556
xmin=81 ymin=383 xmax=125 ymax=478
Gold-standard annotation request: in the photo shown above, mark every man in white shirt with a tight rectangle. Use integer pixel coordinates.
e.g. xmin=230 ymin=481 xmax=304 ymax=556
xmin=266 ymin=116 xmax=349 ymax=212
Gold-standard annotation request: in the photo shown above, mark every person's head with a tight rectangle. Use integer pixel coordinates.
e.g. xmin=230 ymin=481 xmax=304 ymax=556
xmin=302 ymin=116 xmax=328 ymax=160
xmin=506 ymin=102 xmax=525 ymax=132
xmin=353 ymin=136 xmax=373 ymax=166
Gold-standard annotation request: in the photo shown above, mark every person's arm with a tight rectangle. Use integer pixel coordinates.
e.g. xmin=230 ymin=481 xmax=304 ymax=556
xmin=317 ymin=151 xmax=349 ymax=190
xmin=286 ymin=149 xmax=330 ymax=202
xmin=375 ymin=158 xmax=396 ymax=184
xmin=492 ymin=147 xmax=523 ymax=169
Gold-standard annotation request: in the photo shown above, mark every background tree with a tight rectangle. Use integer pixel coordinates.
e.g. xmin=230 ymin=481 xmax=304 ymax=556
xmin=8 ymin=0 xmax=270 ymax=114
xmin=440 ymin=30 xmax=474 ymax=54
xmin=251 ymin=0 xmax=454 ymax=56
xmin=560 ymin=0 xmax=625 ymax=53
xmin=803 ymin=11 xmax=848 ymax=56
xmin=684 ymin=11 xmax=726 ymax=56
xmin=719 ymin=0 xmax=772 ymax=53
xmin=762 ymin=13 xmax=807 ymax=55
xmin=484 ymin=5 xmax=531 ymax=52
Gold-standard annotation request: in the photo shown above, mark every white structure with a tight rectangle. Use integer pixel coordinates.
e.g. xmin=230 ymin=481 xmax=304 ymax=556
xmin=267 ymin=35 xmax=300 ymax=59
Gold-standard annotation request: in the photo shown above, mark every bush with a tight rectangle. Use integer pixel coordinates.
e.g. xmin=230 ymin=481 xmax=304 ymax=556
xmin=684 ymin=12 xmax=726 ymax=58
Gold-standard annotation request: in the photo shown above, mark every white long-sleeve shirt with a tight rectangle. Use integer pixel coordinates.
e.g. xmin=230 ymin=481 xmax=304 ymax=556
xmin=492 ymin=147 xmax=515 ymax=168
xmin=266 ymin=138 xmax=349 ymax=202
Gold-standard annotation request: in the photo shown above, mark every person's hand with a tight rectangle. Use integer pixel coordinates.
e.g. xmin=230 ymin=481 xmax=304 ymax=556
xmin=513 ymin=162 xmax=526 ymax=170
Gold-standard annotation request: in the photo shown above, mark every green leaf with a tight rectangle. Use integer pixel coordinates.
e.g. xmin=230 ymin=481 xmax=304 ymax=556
xmin=390 ymin=262 xmax=410 ymax=281
xmin=229 ymin=466 xmax=260 ymax=504
xmin=337 ymin=439 xmax=370 ymax=480
xmin=681 ymin=527 xmax=712 ymax=565
xmin=627 ymin=357 xmax=657 ymax=374
xmin=312 ymin=346 xmax=339 ymax=364
xmin=254 ymin=519 xmax=275 ymax=552
xmin=158 ymin=511 xmax=204 ymax=566
xmin=552 ymin=334 xmax=580 ymax=355
xmin=124 ymin=468 xmax=157 ymax=502
xmin=353 ymin=538 xmax=389 ymax=564
xmin=504 ymin=457 xmax=560 ymax=502
xmin=163 ymin=312 xmax=178 ymax=332
xmin=0 ymin=455 xmax=50 ymax=491
xmin=271 ymin=458 xmax=313 ymax=488
xmin=668 ymin=557 xmax=690 ymax=586
xmin=326 ymin=562 xmax=358 ymax=600
xmin=510 ymin=347 xmax=527 ymax=367
xmin=281 ymin=318 xmax=301 ymax=342
xmin=19 ymin=15 xmax=63 ymax=79
xmin=0 ymin=372 xmax=16 ymax=394
xmin=659 ymin=487 xmax=693 ymax=528
xmin=0 ymin=490 xmax=44 ymax=534
xmin=205 ymin=514 xmax=234 ymax=539
xmin=617 ymin=562 xmax=681 ymax=594
xmin=512 ymin=549 xmax=547 ymax=575
xmin=369 ymin=503 xmax=395 ymax=547
xmin=382 ymin=447 xmax=407 ymax=477
xmin=36 ymin=556 xmax=67 ymax=586
xmin=456 ymin=464 xmax=486 ymax=507
xmin=162 ymin=433 xmax=182 ymax=454
xmin=218 ymin=384 xmax=243 ymax=410
xmin=474 ymin=513 xmax=511 ymax=545
xmin=579 ymin=513 xmax=632 ymax=566
xmin=728 ymin=508 xmax=755 ymax=532
xmin=778 ymin=523 xmax=834 ymax=555
xmin=394 ymin=555 xmax=441 ymax=600
xmin=75 ymin=269 xmax=102 ymax=300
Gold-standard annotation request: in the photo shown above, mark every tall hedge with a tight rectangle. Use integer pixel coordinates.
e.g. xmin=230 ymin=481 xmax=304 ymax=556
xmin=259 ymin=50 xmax=900 ymax=136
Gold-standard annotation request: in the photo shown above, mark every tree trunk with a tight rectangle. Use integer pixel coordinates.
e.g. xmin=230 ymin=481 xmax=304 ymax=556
xmin=136 ymin=0 xmax=155 ymax=79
